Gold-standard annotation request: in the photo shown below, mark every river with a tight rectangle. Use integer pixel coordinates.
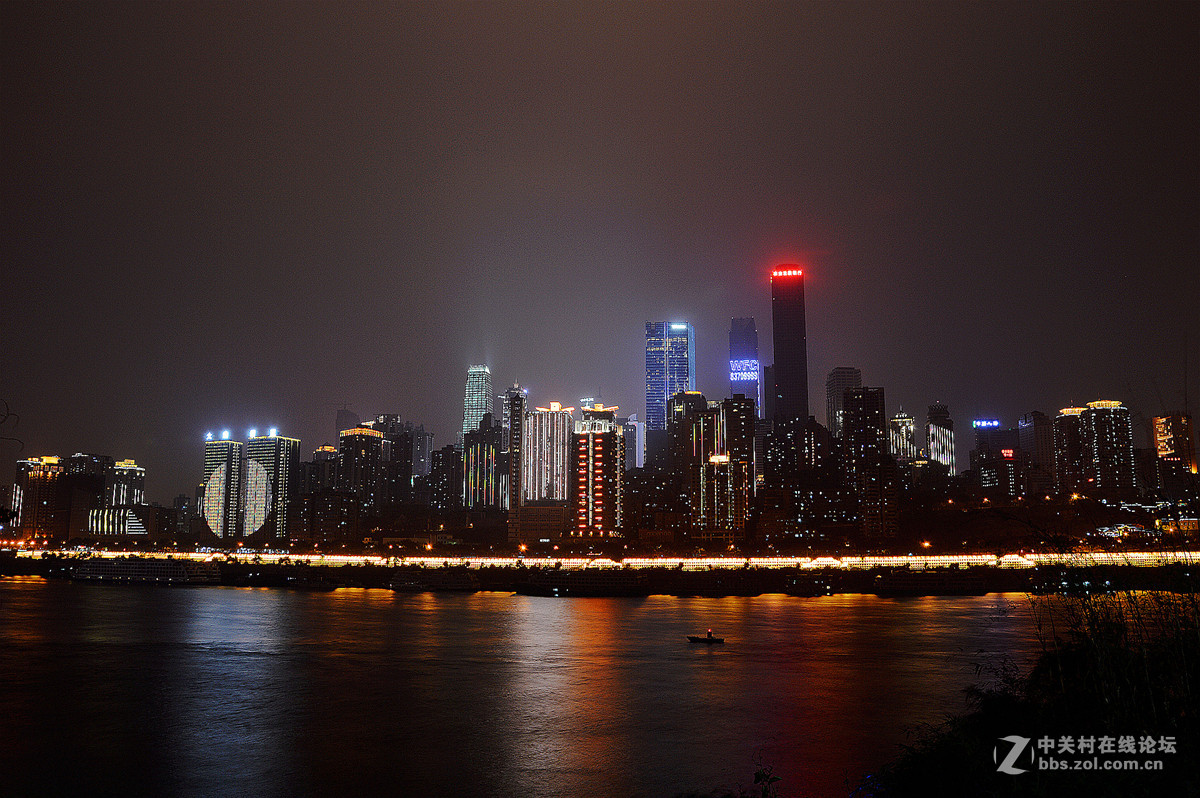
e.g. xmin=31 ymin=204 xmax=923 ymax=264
xmin=0 ymin=578 xmax=1045 ymax=797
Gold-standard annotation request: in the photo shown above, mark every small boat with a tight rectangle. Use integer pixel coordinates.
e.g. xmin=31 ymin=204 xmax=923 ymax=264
xmin=687 ymin=630 xmax=724 ymax=644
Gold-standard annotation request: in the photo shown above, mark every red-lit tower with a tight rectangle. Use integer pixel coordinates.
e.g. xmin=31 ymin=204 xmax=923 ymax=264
xmin=573 ymin=405 xmax=625 ymax=537
xmin=770 ymin=267 xmax=809 ymax=425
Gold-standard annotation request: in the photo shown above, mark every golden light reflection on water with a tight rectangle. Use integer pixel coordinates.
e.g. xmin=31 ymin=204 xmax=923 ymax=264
xmin=1 ymin=581 xmax=1046 ymax=798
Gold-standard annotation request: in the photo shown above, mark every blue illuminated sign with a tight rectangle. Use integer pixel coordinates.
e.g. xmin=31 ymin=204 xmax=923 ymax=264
xmin=729 ymin=359 xmax=760 ymax=382
xmin=972 ymin=419 xmax=1001 ymax=429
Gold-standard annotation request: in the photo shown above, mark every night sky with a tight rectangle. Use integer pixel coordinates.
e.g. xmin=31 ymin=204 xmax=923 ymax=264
xmin=3 ymin=2 xmax=1197 ymax=503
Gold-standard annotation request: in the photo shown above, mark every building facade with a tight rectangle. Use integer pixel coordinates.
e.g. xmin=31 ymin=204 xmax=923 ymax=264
xmin=645 ymin=321 xmax=696 ymax=431
xmin=202 ymin=434 xmax=243 ymax=539
xmin=461 ymin=364 xmax=493 ymax=444
xmin=523 ymin=402 xmax=575 ymax=501
xmin=244 ymin=431 xmax=300 ymax=540
xmin=770 ymin=267 xmax=809 ymax=425
xmin=926 ymin=403 xmax=956 ymax=475
xmin=729 ymin=317 xmax=760 ymax=412
xmin=825 ymin=367 xmax=862 ymax=440
xmin=573 ymin=405 xmax=625 ymax=536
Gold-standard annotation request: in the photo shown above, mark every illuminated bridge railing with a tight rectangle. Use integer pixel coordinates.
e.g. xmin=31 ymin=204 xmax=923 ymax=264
xmin=15 ymin=549 xmax=1200 ymax=571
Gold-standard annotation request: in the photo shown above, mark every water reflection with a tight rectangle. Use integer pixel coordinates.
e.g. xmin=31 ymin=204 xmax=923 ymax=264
xmin=0 ymin=581 xmax=1042 ymax=798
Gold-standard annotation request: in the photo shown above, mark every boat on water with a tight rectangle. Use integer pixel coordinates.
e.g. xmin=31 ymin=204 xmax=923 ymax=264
xmin=513 ymin=567 xmax=650 ymax=597
xmin=71 ymin=558 xmax=221 ymax=585
xmin=688 ymin=630 xmax=724 ymax=644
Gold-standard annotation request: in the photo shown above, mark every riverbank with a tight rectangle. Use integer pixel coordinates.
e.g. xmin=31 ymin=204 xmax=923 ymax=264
xmin=857 ymin=591 xmax=1200 ymax=797
xmin=3 ymin=552 xmax=1198 ymax=597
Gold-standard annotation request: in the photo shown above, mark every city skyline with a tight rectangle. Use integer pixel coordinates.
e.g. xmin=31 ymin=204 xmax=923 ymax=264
xmin=3 ymin=2 xmax=1197 ymax=503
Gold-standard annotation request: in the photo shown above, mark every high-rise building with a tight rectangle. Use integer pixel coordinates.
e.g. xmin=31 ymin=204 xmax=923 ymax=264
xmin=1154 ymin=414 xmax=1198 ymax=476
xmin=463 ymin=413 xmax=503 ymax=509
xmin=524 ymin=402 xmax=575 ymax=501
xmin=203 ymin=432 xmax=243 ymax=538
xmin=729 ymin=318 xmax=760 ymax=412
xmin=926 ymin=403 xmax=956 ymax=474
xmin=429 ymin=445 xmax=463 ymax=512
xmin=693 ymin=395 xmax=756 ymax=541
xmin=573 ymin=405 xmax=625 ymax=536
xmin=363 ymin=414 xmax=415 ymax=505
xmin=497 ymin=384 xmax=527 ymax=449
xmin=337 ymin=427 xmax=385 ymax=513
xmin=825 ymin=367 xmax=862 ymax=439
xmin=1018 ymin=411 xmax=1056 ymax=496
xmin=244 ymin=430 xmax=300 ymax=540
xmin=107 ymin=459 xmax=145 ymax=506
xmin=11 ymin=456 xmax=67 ymax=540
xmin=645 ymin=321 xmax=696 ymax=431
xmin=889 ymin=411 xmax=919 ymax=461
xmin=770 ymin=267 xmax=808 ymax=425
xmin=620 ymin=414 xmax=646 ymax=470
xmin=505 ymin=389 xmax=526 ymax=515
xmin=411 ymin=424 xmax=434 ymax=477
xmin=1053 ymin=407 xmax=1088 ymax=495
xmin=1080 ymin=400 xmax=1137 ymax=499
xmin=843 ymin=387 xmax=898 ymax=537
xmin=461 ymin=364 xmax=493 ymax=444
xmin=969 ymin=420 xmax=1019 ymax=472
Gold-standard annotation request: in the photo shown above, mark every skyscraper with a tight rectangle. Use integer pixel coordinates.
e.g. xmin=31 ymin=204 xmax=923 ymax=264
xmin=573 ymin=405 xmax=625 ymax=536
xmin=926 ymin=403 xmax=956 ymax=474
xmin=497 ymin=383 xmax=527 ymax=448
xmin=1018 ymin=411 xmax=1056 ymax=496
xmin=11 ymin=456 xmax=66 ymax=540
xmin=770 ymin=267 xmax=808 ymax=425
xmin=729 ymin=317 xmax=760 ymax=411
xmin=889 ymin=411 xmax=919 ymax=461
xmin=461 ymin=364 xmax=492 ymax=444
xmin=463 ymin=413 xmax=503 ymax=509
xmin=1154 ymin=414 xmax=1197 ymax=476
xmin=337 ymin=426 xmax=385 ymax=513
xmin=1080 ymin=400 xmax=1137 ymax=498
xmin=107 ymin=459 xmax=146 ymax=506
xmin=825 ymin=367 xmax=862 ymax=439
xmin=1053 ymin=407 xmax=1088 ymax=495
xmin=203 ymin=432 xmax=243 ymax=539
xmin=524 ymin=402 xmax=575 ymax=501
xmin=843 ymin=387 xmax=898 ymax=537
xmin=244 ymin=430 xmax=300 ymax=540
xmin=645 ymin=321 xmax=695 ymax=431
xmin=505 ymin=389 xmax=526 ymax=515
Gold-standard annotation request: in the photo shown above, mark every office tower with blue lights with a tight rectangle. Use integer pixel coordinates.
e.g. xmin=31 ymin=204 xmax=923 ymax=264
xmin=461 ymin=364 xmax=493 ymax=445
xmin=770 ymin=267 xmax=808 ymax=425
xmin=645 ymin=321 xmax=696 ymax=431
xmin=926 ymin=403 xmax=956 ymax=474
xmin=825 ymin=367 xmax=862 ymax=439
xmin=244 ymin=430 xmax=300 ymax=540
xmin=728 ymin=318 xmax=760 ymax=411
xmin=203 ymin=433 xmax=243 ymax=538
